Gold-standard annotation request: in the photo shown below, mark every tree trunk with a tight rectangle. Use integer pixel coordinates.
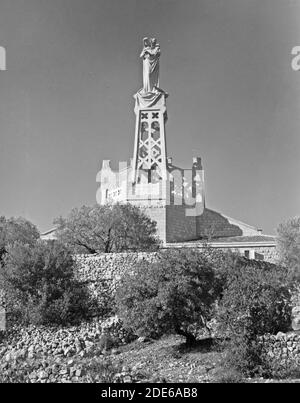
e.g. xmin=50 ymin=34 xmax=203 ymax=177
xmin=174 ymin=325 xmax=197 ymax=346
xmin=104 ymin=228 xmax=112 ymax=253
xmin=75 ymin=240 xmax=97 ymax=254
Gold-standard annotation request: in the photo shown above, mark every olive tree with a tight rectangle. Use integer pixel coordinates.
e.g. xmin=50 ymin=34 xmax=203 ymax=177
xmin=54 ymin=203 xmax=159 ymax=254
xmin=115 ymin=249 xmax=222 ymax=345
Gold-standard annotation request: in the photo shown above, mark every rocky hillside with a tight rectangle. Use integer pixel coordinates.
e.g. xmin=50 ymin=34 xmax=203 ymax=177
xmin=0 ymin=320 xmax=224 ymax=383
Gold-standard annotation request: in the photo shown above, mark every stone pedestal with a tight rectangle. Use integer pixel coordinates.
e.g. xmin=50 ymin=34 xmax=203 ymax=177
xmin=132 ymin=90 xmax=168 ymax=185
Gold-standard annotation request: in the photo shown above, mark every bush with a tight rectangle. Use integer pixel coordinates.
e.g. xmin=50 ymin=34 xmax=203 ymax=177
xmin=0 ymin=241 xmax=92 ymax=326
xmin=277 ymin=217 xmax=300 ymax=284
xmin=83 ymin=358 xmax=124 ymax=383
xmin=218 ymin=257 xmax=291 ymax=376
xmin=263 ymin=361 xmax=300 ymax=380
xmin=213 ymin=368 xmax=245 ymax=383
xmin=0 ymin=216 xmax=39 ymax=263
xmin=115 ymin=249 xmax=222 ymax=345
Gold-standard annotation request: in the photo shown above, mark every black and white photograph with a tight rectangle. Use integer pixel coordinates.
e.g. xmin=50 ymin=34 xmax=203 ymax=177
xmin=0 ymin=0 xmax=300 ymax=389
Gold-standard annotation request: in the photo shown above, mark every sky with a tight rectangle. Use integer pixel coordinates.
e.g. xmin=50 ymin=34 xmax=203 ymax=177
xmin=0 ymin=0 xmax=299 ymax=234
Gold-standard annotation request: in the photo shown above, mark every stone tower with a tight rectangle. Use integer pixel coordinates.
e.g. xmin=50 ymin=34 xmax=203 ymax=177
xmin=132 ymin=91 xmax=168 ymax=185
xmin=97 ymin=38 xmax=205 ymax=244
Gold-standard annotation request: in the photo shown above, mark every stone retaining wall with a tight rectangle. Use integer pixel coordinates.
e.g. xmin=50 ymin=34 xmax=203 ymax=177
xmin=74 ymin=252 xmax=158 ymax=314
xmin=1 ymin=253 xmax=158 ymax=332
xmin=0 ymin=315 xmax=133 ymax=362
xmin=259 ymin=332 xmax=300 ymax=372
xmin=0 ymin=317 xmax=138 ymax=383
xmin=74 ymin=252 xmax=157 ymax=282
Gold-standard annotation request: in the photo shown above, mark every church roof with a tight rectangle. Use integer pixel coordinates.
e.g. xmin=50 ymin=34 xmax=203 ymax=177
xmin=210 ymin=235 xmax=276 ymax=243
xmin=40 ymin=228 xmax=57 ymax=240
xmin=165 ymin=234 xmax=277 ymax=249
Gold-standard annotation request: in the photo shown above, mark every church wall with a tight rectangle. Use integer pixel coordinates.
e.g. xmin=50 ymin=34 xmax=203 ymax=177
xmin=165 ymin=205 xmax=197 ymax=243
xmin=127 ymin=202 xmax=167 ymax=243
xmin=208 ymin=245 xmax=278 ymax=264
xmin=142 ymin=205 xmax=167 ymax=243
xmin=241 ymin=246 xmax=279 ymax=264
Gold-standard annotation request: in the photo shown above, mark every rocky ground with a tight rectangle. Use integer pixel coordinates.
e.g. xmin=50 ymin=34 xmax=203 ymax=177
xmin=0 ymin=327 xmax=226 ymax=383
xmin=108 ymin=335 xmax=226 ymax=383
xmin=1 ymin=321 xmax=300 ymax=383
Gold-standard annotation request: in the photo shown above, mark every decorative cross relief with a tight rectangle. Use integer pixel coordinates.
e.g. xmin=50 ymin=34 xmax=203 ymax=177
xmin=136 ymin=109 xmax=164 ymax=183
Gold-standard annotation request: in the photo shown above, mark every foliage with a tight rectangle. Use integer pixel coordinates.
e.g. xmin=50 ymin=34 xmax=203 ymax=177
xmin=218 ymin=257 xmax=291 ymax=376
xmin=0 ymin=241 xmax=92 ymax=326
xmin=212 ymin=368 xmax=244 ymax=383
xmin=263 ymin=360 xmax=300 ymax=380
xmin=277 ymin=216 xmax=300 ymax=283
xmin=0 ymin=216 xmax=39 ymax=262
xmin=115 ymin=249 xmax=223 ymax=345
xmin=82 ymin=358 xmax=125 ymax=383
xmin=54 ymin=203 xmax=159 ymax=254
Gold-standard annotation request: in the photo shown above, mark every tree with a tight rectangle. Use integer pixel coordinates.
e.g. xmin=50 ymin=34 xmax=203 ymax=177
xmin=277 ymin=217 xmax=300 ymax=283
xmin=0 ymin=241 xmax=91 ymax=326
xmin=0 ymin=216 xmax=39 ymax=262
xmin=115 ymin=249 xmax=222 ymax=345
xmin=54 ymin=203 xmax=159 ymax=254
xmin=218 ymin=257 xmax=291 ymax=376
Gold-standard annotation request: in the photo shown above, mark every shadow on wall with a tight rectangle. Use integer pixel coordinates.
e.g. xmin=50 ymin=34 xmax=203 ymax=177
xmin=196 ymin=208 xmax=243 ymax=239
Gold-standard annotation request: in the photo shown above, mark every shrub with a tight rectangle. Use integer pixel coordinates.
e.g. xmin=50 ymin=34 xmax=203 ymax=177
xmin=82 ymin=358 xmax=128 ymax=383
xmin=0 ymin=216 xmax=39 ymax=263
xmin=218 ymin=257 xmax=291 ymax=376
xmin=263 ymin=361 xmax=300 ymax=380
xmin=0 ymin=241 xmax=92 ymax=326
xmin=277 ymin=217 xmax=300 ymax=284
xmin=115 ymin=249 xmax=222 ymax=345
xmin=213 ymin=368 xmax=245 ymax=383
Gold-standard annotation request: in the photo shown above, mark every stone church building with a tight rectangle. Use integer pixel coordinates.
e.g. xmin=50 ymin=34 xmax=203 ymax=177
xmin=93 ymin=37 xmax=277 ymax=262
xmin=42 ymin=38 xmax=277 ymax=263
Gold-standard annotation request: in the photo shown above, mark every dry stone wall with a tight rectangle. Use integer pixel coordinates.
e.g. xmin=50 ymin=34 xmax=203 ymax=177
xmin=259 ymin=332 xmax=300 ymax=372
xmin=74 ymin=252 xmax=158 ymax=282
xmin=0 ymin=318 xmax=142 ymax=383
xmin=74 ymin=252 xmax=158 ymax=314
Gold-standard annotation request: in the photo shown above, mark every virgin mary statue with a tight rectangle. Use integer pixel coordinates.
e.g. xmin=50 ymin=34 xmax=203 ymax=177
xmin=140 ymin=37 xmax=160 ymax=94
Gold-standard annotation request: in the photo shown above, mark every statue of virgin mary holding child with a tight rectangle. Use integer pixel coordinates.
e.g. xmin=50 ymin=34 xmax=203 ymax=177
xmin=140 ymin=37 xmax=161 ymax=94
